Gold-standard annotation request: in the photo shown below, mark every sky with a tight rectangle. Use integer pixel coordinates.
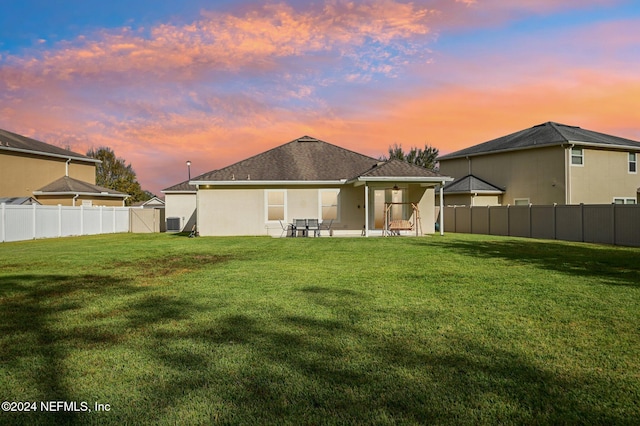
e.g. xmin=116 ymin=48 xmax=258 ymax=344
xmin=1 ymin=0 xmax=639 ymax=195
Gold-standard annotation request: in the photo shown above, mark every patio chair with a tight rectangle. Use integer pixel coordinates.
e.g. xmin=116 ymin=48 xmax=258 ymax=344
xmin=307 ymin=219 xmax=320 ymax=237
xmin=279 ymin=220 xmax=293 ymax=238
xmin=294 ymin=219 xmax=308 ymax=237
xmin=320 ymin=219 xmax=333 ymax=237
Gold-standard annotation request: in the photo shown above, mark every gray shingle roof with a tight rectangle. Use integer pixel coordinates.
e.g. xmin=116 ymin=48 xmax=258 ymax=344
xmin=358 ymin=159 xmax=442 ymax=178
xmin=193 ymin=136 xmax=381 ymax=182
xmin=35 ymin=176 xmax=128 ymax=197
xmin=162 ymin=179 xmax=196 ymax=192
xmin=439 ymin=122 xmax=640 ymax=160
xmin=0 ymin=197 xmax=41 ymax=205
xmin=0 ymin=128 xmax=98 ymax=162
xmin=443 ymin=175 xmax=504 ymax=194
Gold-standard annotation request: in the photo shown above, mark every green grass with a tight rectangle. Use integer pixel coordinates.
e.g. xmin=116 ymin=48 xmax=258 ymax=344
xmin=0 ymin=233 xmax=639 ymax=425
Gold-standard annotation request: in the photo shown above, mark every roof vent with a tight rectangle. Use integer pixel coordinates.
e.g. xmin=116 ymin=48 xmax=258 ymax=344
xmin=297 ymin=136 xmax=318 ymax=142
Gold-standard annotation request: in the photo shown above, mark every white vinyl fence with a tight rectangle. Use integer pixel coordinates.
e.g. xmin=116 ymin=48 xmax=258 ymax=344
xmin=1 ymin=203 xmax=130 ymax=243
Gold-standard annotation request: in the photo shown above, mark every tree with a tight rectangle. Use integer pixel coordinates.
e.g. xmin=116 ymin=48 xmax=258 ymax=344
xmin=381 ymin=143 xmax=440 ymax=171
xmin=86 ymin=147 xmax=152 ymax=206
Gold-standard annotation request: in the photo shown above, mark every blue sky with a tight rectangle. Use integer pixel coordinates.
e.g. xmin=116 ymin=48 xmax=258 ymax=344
xmin=1 ymin=0 xmax=639 ymax=194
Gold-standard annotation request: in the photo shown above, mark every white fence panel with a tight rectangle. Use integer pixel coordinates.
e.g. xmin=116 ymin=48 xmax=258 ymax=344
xmin=35 ymin=205 xmax=60 ymax=239
xmin=61 ymin=206 xmax=82 ymax=236
xmin=82 ymin=207 xmax=102 ymax=235
xmin=1 ymin=204 xmax=131 ymax=243
xmin=4 ymin=205 xmax=33 ymax=242
xmin=115 ymin=209 xmax=130 ymax=233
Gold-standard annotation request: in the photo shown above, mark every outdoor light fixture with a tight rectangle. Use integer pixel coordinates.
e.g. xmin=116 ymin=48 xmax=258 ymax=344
xmin=186 ymin=160 xmax=191 ymax=180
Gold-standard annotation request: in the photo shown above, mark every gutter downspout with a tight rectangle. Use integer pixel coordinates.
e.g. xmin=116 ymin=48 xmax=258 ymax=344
xmin=73 ymin=193 xmax=80 ymax=207
xmin=364 ymin=183 xmax=369 ymax=237
xmin=565 ymin=144 xmax=574 ymax=204
xmin=65 ymin=158 xmax=71 ymax=176
xmin=439 ymin=181 xmax=445 ymax=236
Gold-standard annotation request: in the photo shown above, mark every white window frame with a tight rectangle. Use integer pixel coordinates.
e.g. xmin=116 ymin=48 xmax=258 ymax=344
xmin=513 ymin=198 xmax=530 ymax=206
xmin=318 ymin=189 xmax=340 ymax=223
xmin=613 ymin=197 xmax=636 ymax=205
xmin=629 ymin=152 xmax=637 ymax=174
xmin=571 ymin=147 xmax=584 ymax=166
xmin=265 ymin=189 xmax=287 ymax=223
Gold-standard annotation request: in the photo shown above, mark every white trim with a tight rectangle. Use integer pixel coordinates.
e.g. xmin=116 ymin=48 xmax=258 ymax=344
xmin=613 ymin=197 xmax=636 ymax=204
xmin=629 ymin=152 xmax=637 ymax=174
xmin=265 ymin=189 xmax=287 ymax=223
xmin=355 ymin=176 xmax=452 ymax=184
xmin=570 ymin=147 xmax=584 ymax=167
xmin=0 ymin=146 xmax=101 ymax=163
xmin=194 ymin=179 xmax=347 ymax=187
xmin=32 ymin=191 xmax=128 ymax=198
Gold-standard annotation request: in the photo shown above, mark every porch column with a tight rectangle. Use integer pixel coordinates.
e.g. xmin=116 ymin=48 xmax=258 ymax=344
xmin=440 ymin=181 xmax=445 ymax=236
xmin=364 ymin=183 xmax=369 ymax=237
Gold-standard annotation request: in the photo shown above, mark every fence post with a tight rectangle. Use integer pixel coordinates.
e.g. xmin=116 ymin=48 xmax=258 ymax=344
xmin=469 ymin=205 xmax=473 ymax=234
xmin=32 ymin=203 xmax=37 ymax=240
xmin=100 ymin=205 xmax=104 ymax=233
xmin=507 ymin=205 xmax=510 ymax=236
xmin=453 ymin=206 xmax=457 ymax=233
xmin=612 ymin=203 xmax=616 ymax=246
xmin=58 ymin=204 xmax=62 ymax=237
xmin=580 ymin=203 xmax=585 ymax=242
xmin=113 ymin=207 xmax=116 ymax=233
xmin=487 ymin=205 xmax=491 ymax=235
xmin=553 ymin=203 xmax=557 ymax=240
xmin=1 ymin=203 xmax=5 ymax=243
xmin=529 ymin=203 xmax=532 ymax=238
xmin=80 ymin=205 xmax=84 ymax=235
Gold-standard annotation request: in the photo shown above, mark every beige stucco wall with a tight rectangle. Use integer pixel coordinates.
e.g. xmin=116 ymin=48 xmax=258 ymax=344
xmin=440 ymin=146 xmax=566 ymax=205
xmin=197 ymin=183 xmax=443 ymax=236
xmin=570 ymin=148 xmax=640 ymax=204
xmin=197 ymin=185 xmax=369 ymax=236
xmin=164 ymin=192 xmax=197 ymax=232
xmin=0 ymin=150 xmax=96 ymax=197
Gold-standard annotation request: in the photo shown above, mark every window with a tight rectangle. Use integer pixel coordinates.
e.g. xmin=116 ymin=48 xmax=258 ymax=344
xmin=571 ymin=147 xmax=583 ymax=166
xmin=614 ymin=198 xmax=636 ymax=205
xmin=514 ymin=198 xmax=530 ymax=206
xmin=265 ymin=190 xmax=286 ymax=222
xmin=629 ymin=153 xmax=637 ymax=173
xmin=319 ymin=189 xmax=339 ymax=221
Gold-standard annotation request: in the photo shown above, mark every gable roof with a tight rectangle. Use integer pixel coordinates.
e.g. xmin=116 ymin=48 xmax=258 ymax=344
xmin=0 ymin=128 xmax=99 ymax=163
xmin=33 ymin=176 xmax=128 ymax=198
xmin=443 ymin=175 xmax=504 ymax=194
xmin=439 ymin=122 xmax=640 ymax=160
xmin=191 ymin=136 xmax=450 ymax=186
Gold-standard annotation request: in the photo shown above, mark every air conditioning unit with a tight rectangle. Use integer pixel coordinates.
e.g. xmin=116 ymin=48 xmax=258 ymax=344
xmin=166 ymin=217 xmax=181 ymax=232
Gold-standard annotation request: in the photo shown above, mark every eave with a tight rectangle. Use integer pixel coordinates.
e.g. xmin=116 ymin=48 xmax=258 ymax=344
xmin=0 ymin=146 xmax=101 ymax=164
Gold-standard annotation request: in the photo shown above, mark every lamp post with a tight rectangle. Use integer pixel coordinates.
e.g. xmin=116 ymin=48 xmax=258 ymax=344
xmin=186 ymin=160 xmax=191 ymax=180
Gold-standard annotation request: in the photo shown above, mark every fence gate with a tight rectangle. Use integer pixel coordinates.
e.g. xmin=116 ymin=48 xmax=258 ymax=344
xmin=130 ymin=208 xmax=165 ymax=233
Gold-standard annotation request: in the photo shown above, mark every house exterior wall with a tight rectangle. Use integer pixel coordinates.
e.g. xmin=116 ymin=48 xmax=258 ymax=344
xmin=570 ymin=148 xmax=640 ymax=204
xmin=197 ymin=184 xmax=380 ymax=236
xmin=34 ymin=195 xmax=125 ymax=207
xmin=196 ymin=182 xmax=440 ymax=237
xmin=440 ymin=146 xmax=566 ymax=205
xmin=164 ymin=193 xmax=197 ymax=232
xmin=0 ymin=151 xmax=96 ymax=198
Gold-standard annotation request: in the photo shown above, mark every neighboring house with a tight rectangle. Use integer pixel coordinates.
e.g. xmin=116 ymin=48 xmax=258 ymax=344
xmin=438 ymin=122 xmax=640 ymax=206
xmin=0 ymin=128 xmax=128 ymax=206
xmin=162 ymin=180 xmax=197 ymax=232
xmin=131 ymin=196 xmax=165 ymax=209
xmin=0 ymin=197 xmax=40 ymax=205
xmin=186 ymin=136 xmax=452 ymax=237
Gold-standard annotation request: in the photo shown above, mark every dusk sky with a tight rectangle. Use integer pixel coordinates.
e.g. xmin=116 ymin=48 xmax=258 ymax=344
xmin=1 ymin=0 xmax=639 ymax=195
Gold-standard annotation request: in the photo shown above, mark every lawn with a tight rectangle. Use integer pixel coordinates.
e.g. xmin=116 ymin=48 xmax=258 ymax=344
xmin=0 ymin=233 xmax=639 ymax=425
